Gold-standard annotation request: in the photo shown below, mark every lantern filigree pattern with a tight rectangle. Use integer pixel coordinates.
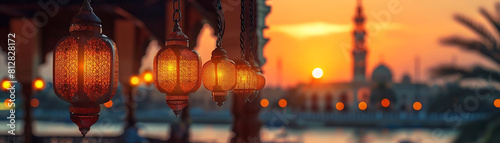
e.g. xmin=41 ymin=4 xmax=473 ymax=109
xmin=53 ymin=0 xmax=118 ymax=137
xmin=202 ymin=48 xmax=236 ymax=106
xmin=154 ymin=26 xmax=201 ymax=116
xmin=233 ymin=61 xmax=257 ymax=99
xmin=248 ymin=61 xmax=266 ymax=102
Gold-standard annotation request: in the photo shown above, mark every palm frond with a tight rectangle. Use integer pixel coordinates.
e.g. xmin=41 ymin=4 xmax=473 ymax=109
xmin=432 ymin=65 xmax=500 ymax=82
xmin=455 ymin=14 xmax=497 ymax=48
xmin=442 ymin=36 xmax=500 ymax=64
xmin=496 ymin=2 xmax=500 ymax=19
xmin=479 ymin=8 xmax=500 ymax=38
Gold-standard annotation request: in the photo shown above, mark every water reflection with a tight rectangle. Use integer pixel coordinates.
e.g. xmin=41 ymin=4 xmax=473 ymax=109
xmin=0 ymin=121 xmax=457 ymax=143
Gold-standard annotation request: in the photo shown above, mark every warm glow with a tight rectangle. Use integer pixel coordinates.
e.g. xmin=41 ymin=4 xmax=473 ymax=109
xmin=312 ymin=68 xmax=323 ymax=79
xmin=359 ymin=102 xmax=367 ymax=110
xmin=130 ymin=76 xmax=140 ymax=86
xmin=381 ymin=98 xmax=390 ymax=108
xmin=33 ymin=78 xmax=45 ymax=90
xmin=234 ymin=61 xmax=258 ymax=93
xmin=2 ymin=80 xmax=10 ymax=91
xmin=279 ymin=99 xmax=287 ymax=108
xmin=494 ymin=99 xmax=500 ymax=108
xmin=413 ymin=101 xmax=422 ymax=111
xmin=336 ymin=102 xmax=344 ymax=111
xmin=4 ymin=99 xmax=12 ymax=108
xmin=202 ymin=59 xmax=236 ymax=92
xmin=260 ymin=99 xmax=269 ymax=107
xmin=31 ymin=98 xmax=39 ymax=108
xmin=104 ymin=100 xmax=113 ymax=108
xmin=142 ymin=70 xmax=153 ymax=85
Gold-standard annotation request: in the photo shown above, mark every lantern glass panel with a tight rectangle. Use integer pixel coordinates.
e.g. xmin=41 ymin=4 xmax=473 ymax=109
xmin=202 ymin=59 xmax=236 ymax=91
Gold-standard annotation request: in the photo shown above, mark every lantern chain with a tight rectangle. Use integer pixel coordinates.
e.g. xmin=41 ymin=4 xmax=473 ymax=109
xmin=249 ymin=0 xmax=256 ymax=62
xmin=216 ymin=0 xmax=225 ymax=49
xmin=240 ymin=0 xmax=246 ymax=60
xmin=173 ymin=0 xmax=181 ymax=24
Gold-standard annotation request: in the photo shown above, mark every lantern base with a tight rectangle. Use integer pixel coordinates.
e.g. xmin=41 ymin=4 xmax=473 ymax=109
xmin=233 ymin=89 xmax=255 ymax=100
xmin=212 ymin=91 xmax=227 ymax=107
xmin=69 ymin=105 xmax=100 ymax=137
xmin=166 ymin=95 xmax=189 ymax=117
xmin=247 ymin=91 xmax=259 ymax=102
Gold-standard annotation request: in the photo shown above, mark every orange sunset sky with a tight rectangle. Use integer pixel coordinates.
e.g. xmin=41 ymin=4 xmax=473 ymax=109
xmin=5 ymin=0 xmax=499 ymax=89
xmin=198 ymin=0 xmax=500 ymax=88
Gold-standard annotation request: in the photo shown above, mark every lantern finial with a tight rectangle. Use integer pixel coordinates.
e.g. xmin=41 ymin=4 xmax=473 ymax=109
xmin=71 ymin=0 xmax=101 ymax=25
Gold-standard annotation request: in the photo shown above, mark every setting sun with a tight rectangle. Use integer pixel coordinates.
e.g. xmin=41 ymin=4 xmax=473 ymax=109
xmin=312 ymin=68 xmax=323 ymax=79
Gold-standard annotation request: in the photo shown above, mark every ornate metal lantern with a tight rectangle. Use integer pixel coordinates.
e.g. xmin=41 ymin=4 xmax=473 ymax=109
xmin=247 ymin=61 xmax=266 ymax=101
xmin=246 ymin=0 xmax=266 ymax=102
xmin=154 ymin=0 xmax=201 ymax=116
xmin=53 ymin=0 xmax=118 ymax=136
xmin=233 ymin=60 xmax=257 ymax=99
xmin=202 ymin=48 xmax=236 ymax=106
xmin=202 ymin=0 xmax=236 ymax=106
xmin=233 ymin=0 xmax=257 ymax=99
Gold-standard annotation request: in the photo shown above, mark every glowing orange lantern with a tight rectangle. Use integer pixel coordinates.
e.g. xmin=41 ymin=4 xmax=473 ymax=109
xmin=53 ymin=0 xmax=118 ymax=137
xmin=233 ymin=60 xmax=257 ymax=99
xmin=202 ymin=48 xmax=236 ymax=106
xmin=202 ymin=0 xmax=236 ymax=107
xmin=247 ymin=61 xmax=266 ymax=102
xmin=154 ymin=0 xmax=201 ymax=115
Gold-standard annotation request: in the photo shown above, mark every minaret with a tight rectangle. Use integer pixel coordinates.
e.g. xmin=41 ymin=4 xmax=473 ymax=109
xmin=352 ymin=0 xmax=368 ymax=83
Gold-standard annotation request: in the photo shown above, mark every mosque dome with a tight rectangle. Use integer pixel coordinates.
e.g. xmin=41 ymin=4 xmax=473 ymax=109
xmin=371 ymin=64 xmax=392 ymax=83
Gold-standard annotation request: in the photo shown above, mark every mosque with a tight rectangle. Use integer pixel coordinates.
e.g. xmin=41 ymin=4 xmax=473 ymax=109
xmin=290 ymin=0 xmax=432 ymax=113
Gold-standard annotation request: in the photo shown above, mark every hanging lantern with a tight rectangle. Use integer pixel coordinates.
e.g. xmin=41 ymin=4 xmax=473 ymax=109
xmin=247 ymin=61 xmax=266 ymax=102
xmin=246 ymin=0 xmax=265 ymax=102
xmin=233 ymin=60 xmax=257 ymax=99
xmin=202 ymin=0 xmax=236 ymax=107
xmin=53 ymin=0 xmax=118 ymax=137
xmin=233 ymin=0 xmax=257 ymax=100
xmin=202 ymin=48 xmax=236 ymax=106
xmin=154 ymin=0 xmax=201 ymax=116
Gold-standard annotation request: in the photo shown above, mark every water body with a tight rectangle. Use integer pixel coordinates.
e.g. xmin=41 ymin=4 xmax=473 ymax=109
xmin=0 ymin=121 xmax=457 ymax=143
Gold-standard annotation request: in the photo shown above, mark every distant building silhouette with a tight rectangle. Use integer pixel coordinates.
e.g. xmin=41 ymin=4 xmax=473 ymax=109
xmin=289 ymin=0 xmax=431 ymax=113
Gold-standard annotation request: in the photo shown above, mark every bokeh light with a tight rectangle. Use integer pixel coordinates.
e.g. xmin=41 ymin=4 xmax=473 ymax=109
xmin=381 ymin=98 xmax=390 ymax=108
xmin=336 ymin=102 xmax=344 ymax=111
xmin=31 ymin=98 xmax=39 ymax=108
xmin=279 ymin=99 xmax=287 ymax=108
xmin=260 ymin=99 xmax=269 ymax=108
xmin=104 ymin=100 xmax=113 ymax=108
xmin=358 ymin=102 xmax=367 ymax=111
xmin=413 ymin=102 xmax=422 ymax=111
xmin=142 ymin=70 xmax=153 ymax=85
xmin=130 ymin=75 xmax=140 ymax=86
xmin=4 ymin=99 xmax=12 ymax=108
xmin=33 ymin=78 xmax=45 ymax=91
xmin=494 ymin=99 xmax=500 ymax=108
xmin=2 ymin=79 xmax=11 ymax=91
